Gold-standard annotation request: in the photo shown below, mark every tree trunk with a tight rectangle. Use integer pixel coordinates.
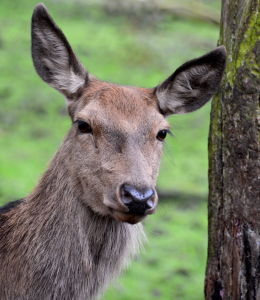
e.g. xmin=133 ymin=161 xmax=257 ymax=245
xmin=205 ymin=0 xmax=260 ymax=299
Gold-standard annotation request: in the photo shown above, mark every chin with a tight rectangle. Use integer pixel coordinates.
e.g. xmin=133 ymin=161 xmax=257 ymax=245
xmin=111 ymin=209 xmax=155 ymax=224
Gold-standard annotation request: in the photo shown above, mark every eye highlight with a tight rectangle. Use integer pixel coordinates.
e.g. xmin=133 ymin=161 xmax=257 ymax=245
xmin=75 ymin=120 xmax=92 ymax=134
xmin=156 ymin=129 xmax=170 ymax=141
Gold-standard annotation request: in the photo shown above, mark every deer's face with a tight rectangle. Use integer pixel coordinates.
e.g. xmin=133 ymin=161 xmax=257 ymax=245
xmin=70 ymin=82 xmax=168 ymax=224
xmin=31 ymin=4 xmax=226 ymax=223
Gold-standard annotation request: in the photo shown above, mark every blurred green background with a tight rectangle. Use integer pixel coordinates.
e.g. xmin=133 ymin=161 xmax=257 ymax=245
xmin=0 ymin=0 xmax=221 ymax=299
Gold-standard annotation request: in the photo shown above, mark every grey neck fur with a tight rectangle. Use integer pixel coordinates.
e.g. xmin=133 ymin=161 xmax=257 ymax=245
xmin=0 ymin=135 xmax=145 ymax=300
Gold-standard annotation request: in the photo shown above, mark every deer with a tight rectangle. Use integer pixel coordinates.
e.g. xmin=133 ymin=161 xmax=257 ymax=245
xmin=0 ymin=3 xmax=226 ymax=300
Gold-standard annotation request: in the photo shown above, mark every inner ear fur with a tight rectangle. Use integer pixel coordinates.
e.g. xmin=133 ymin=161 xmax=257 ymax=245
xmin=155 ymin=46 xmax=226 ymax=116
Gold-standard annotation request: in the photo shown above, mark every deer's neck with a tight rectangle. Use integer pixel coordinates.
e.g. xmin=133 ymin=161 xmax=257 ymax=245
xmin=5 ymin=137 xmax=145 ymax=299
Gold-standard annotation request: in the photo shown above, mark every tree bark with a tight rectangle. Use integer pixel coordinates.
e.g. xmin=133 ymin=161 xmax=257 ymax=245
xmin=205 ymin=1 xmax=260 ymax=299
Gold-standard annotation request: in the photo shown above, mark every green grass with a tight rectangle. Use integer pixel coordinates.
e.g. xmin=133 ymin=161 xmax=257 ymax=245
xmin=0 ymin=1 xmax=220 ymax=299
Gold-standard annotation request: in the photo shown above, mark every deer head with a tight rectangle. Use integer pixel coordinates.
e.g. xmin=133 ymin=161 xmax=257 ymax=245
xmin=31 ymin=3 xmax=226 ymax=224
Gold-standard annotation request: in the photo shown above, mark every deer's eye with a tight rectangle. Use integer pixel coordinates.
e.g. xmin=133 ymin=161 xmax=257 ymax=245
xmin=77 ymin=121 xmax=92 ymax=134
xmin=156 ymin=130 xmax=168 ymax=141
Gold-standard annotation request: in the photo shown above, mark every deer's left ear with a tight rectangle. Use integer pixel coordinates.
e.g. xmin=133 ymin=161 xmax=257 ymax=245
xmin=155 ymin=46 xmax=226 ymax=116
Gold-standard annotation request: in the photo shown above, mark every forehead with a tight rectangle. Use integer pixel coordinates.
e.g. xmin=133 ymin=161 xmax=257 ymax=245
xmin=76 ymin=82 xmax=167 ymax=129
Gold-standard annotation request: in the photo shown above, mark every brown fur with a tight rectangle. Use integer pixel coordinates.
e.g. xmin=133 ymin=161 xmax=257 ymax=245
xmin=0 ymin=3 xmax=226 ymax=299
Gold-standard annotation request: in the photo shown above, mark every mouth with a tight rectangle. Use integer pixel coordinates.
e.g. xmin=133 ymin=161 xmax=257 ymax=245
xmin=109 ymin=206 xmax=157 ymax=224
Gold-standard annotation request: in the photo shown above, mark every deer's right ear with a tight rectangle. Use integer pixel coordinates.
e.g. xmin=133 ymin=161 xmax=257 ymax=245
xmin=155 ymin=47 xmax=226 ymax=117
xmin=31 ymin=3 xmax=88 ymax=101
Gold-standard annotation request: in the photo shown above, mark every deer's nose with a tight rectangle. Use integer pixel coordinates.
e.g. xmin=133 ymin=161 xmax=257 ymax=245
xmin=120 ymin=185 xmax=155 ymax=215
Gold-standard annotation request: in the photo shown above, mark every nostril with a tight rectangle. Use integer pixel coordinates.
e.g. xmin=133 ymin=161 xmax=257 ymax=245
xmin=147 ymin=199 xmax=154 ymax=209
xmin=121 ymin=189 xmax=133 ymax=205
xmin=123 ymin=190 xmax=131 ymax=198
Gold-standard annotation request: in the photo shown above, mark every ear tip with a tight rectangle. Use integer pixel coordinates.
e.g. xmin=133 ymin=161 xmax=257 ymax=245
xmin=32 ymin=3 xmax=49 ymax=20
xmin=34 ymin=3 xmax=47 ymax=12
xmin=217 ymin=45 xmax=227 ymax=53
xmin=215 ymin=46 xmax=227 ymax=57
xmin=212 ymin=46 xmax=227 ymax=62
